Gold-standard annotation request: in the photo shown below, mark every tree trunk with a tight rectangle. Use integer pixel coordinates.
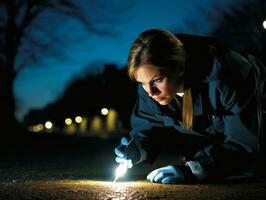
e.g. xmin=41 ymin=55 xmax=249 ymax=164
xmin=0 ymin=2 xmax=21 ymax=133
xmin=0 ymin=56 xmax=19 ymax=132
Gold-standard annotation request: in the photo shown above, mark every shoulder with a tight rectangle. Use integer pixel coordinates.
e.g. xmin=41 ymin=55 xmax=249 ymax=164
xmin=137 ymin=84 xmax=149 ymax=100
xmin=219 ymin=49 xmax=254 ymax=87
xmin=137 ymin=84 xmax=155 ymax=105
xmin=206 ymin=50 xmax=256 ymax=111
xmin=136 ymin=84 xmax=164 ymax=114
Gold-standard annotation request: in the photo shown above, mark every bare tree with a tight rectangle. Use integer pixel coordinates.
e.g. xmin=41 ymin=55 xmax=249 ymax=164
xmin=177 ymin=0 xmax=266 ymax=63
xmin=0 ymin=0 xmax=132 ymax=131
xmin=208 ymin=0 xmax=266 ymax=62
xmin=174 ymin=0 xmax=266 ymax=62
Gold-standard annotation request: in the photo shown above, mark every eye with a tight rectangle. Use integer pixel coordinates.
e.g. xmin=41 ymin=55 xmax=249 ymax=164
xmin=153 ymin=77 xmax=163 ymax=84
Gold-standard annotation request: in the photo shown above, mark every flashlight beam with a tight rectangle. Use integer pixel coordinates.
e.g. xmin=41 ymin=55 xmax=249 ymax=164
xmin=113 ymin=160 xmax=129 ymax=183
xmin=113 ymin=177 xmax=118 ymax=183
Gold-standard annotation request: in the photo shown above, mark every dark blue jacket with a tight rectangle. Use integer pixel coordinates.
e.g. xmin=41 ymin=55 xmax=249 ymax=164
xmin=129 ymin=34 xmax=261 ymax=179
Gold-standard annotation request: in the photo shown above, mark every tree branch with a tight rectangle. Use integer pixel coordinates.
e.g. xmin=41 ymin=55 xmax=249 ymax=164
xmin=18 ymin=2 xmax=41 ymax=33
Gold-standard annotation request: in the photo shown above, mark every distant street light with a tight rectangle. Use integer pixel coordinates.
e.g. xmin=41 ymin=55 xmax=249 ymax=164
xmin=32 ymin=126 xmax=39 ymax=132
xmin=65 ymin=118 xmax=72 ymax=125
xmin=75 ymin=116 xmax=83 ymax=123
xmin=45 ymin=121 xmax=53 ymax=129
xmin=263 ymin=19 xmax=266 ymax=30
xmin=101 ymin=108 xmax=109 ymax=116
xmin=32 ymin=124 xmax=44 ymax=132
xmin=37 ymin=124 xmax=44 ymax=131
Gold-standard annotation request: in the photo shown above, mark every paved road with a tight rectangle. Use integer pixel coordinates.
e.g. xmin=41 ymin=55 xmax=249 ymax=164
xmin=0 ymin=134 xmax=266 ymax=200
xmin=1 ymin=179 xmax=266 ymax=200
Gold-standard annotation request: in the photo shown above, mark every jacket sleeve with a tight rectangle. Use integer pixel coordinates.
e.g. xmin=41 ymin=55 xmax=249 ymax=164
xmin=128 ymin=85 xmax=166 ymax=163
xmin=193 ymin=54 xmax=258 ymax=179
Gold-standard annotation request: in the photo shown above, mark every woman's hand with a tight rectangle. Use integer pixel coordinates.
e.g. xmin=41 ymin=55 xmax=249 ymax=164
xmin=114 ymin=137 xmax=133 ymax=168
xmin=147 ymin=165 xmax=195 ymax=184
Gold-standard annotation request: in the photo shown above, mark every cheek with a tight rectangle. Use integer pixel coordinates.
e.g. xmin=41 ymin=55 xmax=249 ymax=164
xmin=165 ymin=82 xmax=179 ymax=95
xmin=161 ymin=78 xmax=175 ymax=91
xmin=158 ymin=85 xmax=171 ymax=95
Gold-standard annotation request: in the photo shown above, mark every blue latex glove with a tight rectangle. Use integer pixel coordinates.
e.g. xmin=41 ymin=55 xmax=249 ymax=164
xmin=147 ymin=165 xmax=186 ymax=184
xmin=114 ymin=137 xmax=133 ymax=168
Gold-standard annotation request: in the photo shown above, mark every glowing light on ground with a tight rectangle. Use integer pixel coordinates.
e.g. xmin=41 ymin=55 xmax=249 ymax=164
xmin=114 ymin=161 xmax=128 ymax=182
xmin=90 ymin=116 xmax=103 ymax=131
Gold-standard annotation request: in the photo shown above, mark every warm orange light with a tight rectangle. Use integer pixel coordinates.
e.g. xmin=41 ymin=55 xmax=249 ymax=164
xmin=90 ymin=116 xmax=103 ymax=131
xmin=75 ymin=116 xmax=83 ymax=123
xmin=37 ymin=124 xmax=44 ymax=131
xmin=65 ymin=118 xmax=72 ymax=125
xmin=32 ymin=126 xmax=38 ymax=132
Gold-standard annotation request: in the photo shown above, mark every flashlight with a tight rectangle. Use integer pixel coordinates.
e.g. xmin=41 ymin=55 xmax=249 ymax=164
xmin=113 ymin=159 xmax=132 ymax=182
xmin=113 ymin=138 xmax=147 ymax=182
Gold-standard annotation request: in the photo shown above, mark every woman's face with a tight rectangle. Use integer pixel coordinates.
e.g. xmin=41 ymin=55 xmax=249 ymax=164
xmin=135 ymin=64 xmax=183 ymax=105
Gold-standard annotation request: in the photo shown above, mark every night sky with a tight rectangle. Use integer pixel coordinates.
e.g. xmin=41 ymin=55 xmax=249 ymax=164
xmin=14 ymin=0 xmax=239 ymax=121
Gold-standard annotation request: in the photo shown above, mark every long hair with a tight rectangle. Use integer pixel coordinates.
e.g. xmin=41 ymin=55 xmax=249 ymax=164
xmin=128 ymin=29 xmax=193 ymax=129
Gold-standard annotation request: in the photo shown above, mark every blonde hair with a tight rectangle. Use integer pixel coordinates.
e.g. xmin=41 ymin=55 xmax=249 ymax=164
xmin=128 ymin=29 xmax=193 ymax=129
xmin=183 ymin=88 xmax=193 ymax=129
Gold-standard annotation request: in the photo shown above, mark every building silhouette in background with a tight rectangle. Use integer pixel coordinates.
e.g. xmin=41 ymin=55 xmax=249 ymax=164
xmin=23 ymin=64 xmax=138 ymax=136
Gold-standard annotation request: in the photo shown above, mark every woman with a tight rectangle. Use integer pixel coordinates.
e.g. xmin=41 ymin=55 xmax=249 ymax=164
xmin=115 ymin=29 xmax=265 ymax=184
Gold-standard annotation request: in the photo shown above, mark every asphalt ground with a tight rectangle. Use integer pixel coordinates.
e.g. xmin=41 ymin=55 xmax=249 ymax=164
xmin=1 ymin=179 xmax=266 ymax=200
xmin=0 ymin=133 xmax=266 ymax=200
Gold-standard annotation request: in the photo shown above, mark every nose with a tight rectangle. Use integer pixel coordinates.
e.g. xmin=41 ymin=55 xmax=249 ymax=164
xmin=145 ymin=84 xmax=160 ymax=97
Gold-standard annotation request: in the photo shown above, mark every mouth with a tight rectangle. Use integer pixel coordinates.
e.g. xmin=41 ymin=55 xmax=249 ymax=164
xmin=153 ymin=97 xmax=163 ymax=101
